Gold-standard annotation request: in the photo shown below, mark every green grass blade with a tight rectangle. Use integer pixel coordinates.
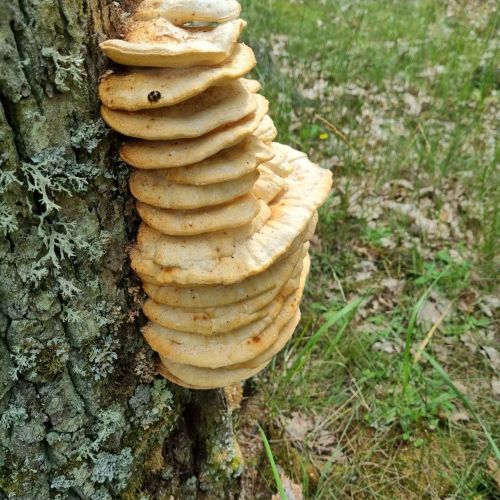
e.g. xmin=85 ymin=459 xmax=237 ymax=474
xmin=258 ymin=425 xmax=287 ymax=500
xmin=421 ymin=351 xmax=500 ymax=461
xmin=314 ymin=449 xmax=343 ymax=499
xmin=283 ymin=297 xmax=365 ymax=384
xmin=323 ymin=317 xmax=351 ymax=360
xmin=402 ymin=268 xmax=448 ymax=395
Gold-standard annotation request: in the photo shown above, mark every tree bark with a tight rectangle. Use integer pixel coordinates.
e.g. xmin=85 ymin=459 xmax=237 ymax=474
xmin=0 ymin=1 xmax=241 ymax=497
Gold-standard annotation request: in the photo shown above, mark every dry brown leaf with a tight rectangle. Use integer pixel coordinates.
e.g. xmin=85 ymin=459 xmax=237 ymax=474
xmin=372 ymin=340 xmax=400 ymax=354
xmin=449 ymin=409 xmax=470 ymax=423
xmin=385 ymin=201 xmax=443 ymax=237
xmin=480 ymin=346 xmax=500 ymax=371
xmin=460 ymin=332 xmax=478 ymax=353
xmin=284 ymin=411 xmax=314 ymax=443
xmin=479 ymin=295 xmax=500 ymax=318
xmin=416 ymin=293 xmax=451 ymax=330
xmin=417 ymin=301 xmax=443 ymax=330
xmin=381 ymin=278 xmax=404 ymax=296
xmin=432 ymin=343 xmax=453 ymax=363
xmin=312 ymin=431 xmax=338 ymax=456
xmin=354 ymin=260 xmax=377 ymax=282
xmin=271 ymin=468 xmax=303 ymax=500
xmin=403 ymin=92 xmax=422 ymax=116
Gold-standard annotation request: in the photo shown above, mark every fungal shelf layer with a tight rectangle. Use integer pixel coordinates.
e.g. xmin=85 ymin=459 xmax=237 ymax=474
xmin=99 ymin=0 xmax=333 ymax=389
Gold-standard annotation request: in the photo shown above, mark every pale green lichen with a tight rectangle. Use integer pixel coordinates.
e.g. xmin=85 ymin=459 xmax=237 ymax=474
xmin=16 ymin=259 xmax=49 ymax=286
xmin=50 ymin=475 xmax=73 ymax=492
xmin=0 ymin=2 xmax=199 ymax=498
xmin=56 ymin=276 xmax=81 ymax=299
xmin=89 ymin=337 xmax=119 ymax=381
xmin=91 ymin=448 xmax=133 ymax=490
xmin=83 ymin=231 xmax=113 ymax=263
xmin=197 ymin=412 xmax=244 ymax=493
xmin=41 ymin=47 xmax=85 ymax=93
xmin=63 ymin=293 xmax=123 ymax=339
xmin=0 ymin=168 xmax=21 ymax=193
xmin=0 ymin=404 xmax=28 ymax=430
xmin=37 ymin=219 xmax=88 ymax=267
xmin=0 ymin=203 xmax=18 ymax=235
xmin=8 ymin=162 xmax=112 ymax=312
xmin=60 ymin=306 xmax=85 ymax=324
xmin=0 ymin=166 xmax=21 ymax=234
xmin=8 ymin=342 xmax=42 ymax=381
xmin=207 ymin=433 xmax=244 ymax=479
xmin=78 ymin=409 xmax=125 ymax=460
xmin=47 ymin=337 xmax=70 ymax=362
xmin=22 ymin=147 xmax=98 ymax=215
xmin=129 ymin=380 xmax=174 ymax=430
xmin=8 ymin=331 xmax=70 ymax=381
xmin=22 ymin=217 xmax=111 ymax=295
xmin=71 ymin=119 xmax=109 ymax=153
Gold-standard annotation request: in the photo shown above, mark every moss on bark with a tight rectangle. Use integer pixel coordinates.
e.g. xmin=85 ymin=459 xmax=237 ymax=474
xmin=0 ymin=1 xmax=241 ymax=497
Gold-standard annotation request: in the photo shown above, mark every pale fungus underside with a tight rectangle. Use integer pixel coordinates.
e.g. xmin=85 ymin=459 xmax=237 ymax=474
xmin=133 ymin=0 xmax=242 ymax=25
xmin=99 ymin=0 xmax=332 ymax=389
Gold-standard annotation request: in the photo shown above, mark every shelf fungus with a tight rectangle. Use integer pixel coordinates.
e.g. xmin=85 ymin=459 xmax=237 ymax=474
xmin=99 ymin=0 xmax=332 ymax=389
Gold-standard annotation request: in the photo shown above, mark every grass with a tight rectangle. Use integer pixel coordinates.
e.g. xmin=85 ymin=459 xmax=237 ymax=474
xmin=401 ymin=268 xmax=448 ymax=397
xmin=237 ymin=0 xmax=500 ymax=498
xmin=259 ymin=425 xmax=288 ymax=499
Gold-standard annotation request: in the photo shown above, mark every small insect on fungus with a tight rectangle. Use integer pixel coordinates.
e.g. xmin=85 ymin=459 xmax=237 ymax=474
xmin=148 ymin=91 xmax=162 ymax=103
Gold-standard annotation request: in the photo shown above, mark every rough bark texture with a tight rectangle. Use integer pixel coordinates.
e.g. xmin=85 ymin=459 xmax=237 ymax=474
xmin=0 ymin=1 xmax=241 ymax=498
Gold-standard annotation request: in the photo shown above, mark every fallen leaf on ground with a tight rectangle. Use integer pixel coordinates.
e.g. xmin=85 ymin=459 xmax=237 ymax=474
xmin=382 ymin=201 xmax=439 ymax=236
xmin=271 ymin=467 xmax=304 ymax=500
xmin=460 ymin=329 xmax=496 ymax=354
xmin=449 ymin=409 xmax=470 ymax=423
xmin=284 ymin=412 xmax=314 ymax=443
xmin=460 ymin=333 xmax=478 ymax=353
xmin=480 ymin=346 xmax=500 ymax=371
xmin=372 ymin=340 xmax=400 ymax=354
xmin=483 ymin=295 xmax=500 ymax=309
xmin=479 ymin=295 xmax=500 ymax=317
xmin=417 ymin=300 xmax=442 ymax=330
xmin=417 ymin=293 xmax=451 ymax=330
xmin=404 ymin=92 xmax=422 ymax=116
xmin=432 ymin=343 xmax=452 ymax=363
xmin=381 ymin=278 xmax=404 ymax=296
xmin=312 ymin=431 xmax=338 ymax=456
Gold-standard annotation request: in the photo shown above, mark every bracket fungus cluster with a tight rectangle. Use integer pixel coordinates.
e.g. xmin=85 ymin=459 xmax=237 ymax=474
xmin=99 ymin=0 xmax=332 ymax=389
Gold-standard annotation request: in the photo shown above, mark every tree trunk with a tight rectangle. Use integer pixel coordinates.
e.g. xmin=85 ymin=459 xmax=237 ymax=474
xmin=0 ymin=1 xmax=241 ymax=497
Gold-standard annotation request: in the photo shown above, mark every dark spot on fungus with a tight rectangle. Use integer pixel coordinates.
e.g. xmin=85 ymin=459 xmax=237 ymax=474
xmin=148 ymin=90 xmax=162 ymax=102
xmin=192 ymin=314 xmax=209 ymax=320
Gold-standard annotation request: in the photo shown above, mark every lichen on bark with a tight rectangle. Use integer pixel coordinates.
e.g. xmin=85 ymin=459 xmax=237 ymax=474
xmin=0 ymin=1 xmax=241 ymax=498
